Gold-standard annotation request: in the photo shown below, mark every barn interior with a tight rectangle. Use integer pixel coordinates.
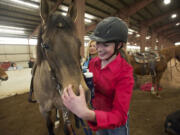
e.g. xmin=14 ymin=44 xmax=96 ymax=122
xmin=0 ymin=0 xmax=180 ymax=135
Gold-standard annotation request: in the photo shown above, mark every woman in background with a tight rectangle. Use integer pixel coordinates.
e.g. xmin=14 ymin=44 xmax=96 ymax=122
xmin=83 ymin=40 xmax=98 ymax=70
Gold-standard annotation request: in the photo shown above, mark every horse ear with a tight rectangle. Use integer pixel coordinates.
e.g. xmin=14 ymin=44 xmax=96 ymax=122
xmin=40 ymin=0 xmax=63 ymax=24
xmin=67 ymin=0 xmax=77 ymax=22
xmin=40 ymin=0 xmax=49 ymax=24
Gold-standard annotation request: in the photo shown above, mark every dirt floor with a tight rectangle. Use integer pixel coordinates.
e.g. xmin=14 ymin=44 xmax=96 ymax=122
xmin=0 ymin=87 xmax=180 ymax=135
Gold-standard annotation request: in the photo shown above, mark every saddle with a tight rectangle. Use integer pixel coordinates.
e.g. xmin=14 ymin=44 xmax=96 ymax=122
xmin=134 ymin=51 xmax=160 ymax=64
xmin=133 ymin=51 xmax=161 ymax=76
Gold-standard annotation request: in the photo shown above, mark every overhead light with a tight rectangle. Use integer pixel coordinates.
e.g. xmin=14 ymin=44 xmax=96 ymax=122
xmin=0 ymin=29 xmax=25 ymax=34
xmin=156 ymin=39 xmax=159 ymax=43
xmin=128 ymin=28 xmax=135 ymax=32
xmin=60 ymin=5 xmax=68 ymax=12
xmin=10 ymin=0 xmax=39 ymax=9
xmin=171 ymin=14 xmax=177 ymax=19
xmin=146 ymin=36 xmax=151 ymax=40
xmin=175 ymin=42 xmax=180 ymax=46
xmin=61 ymin=12 xmax=67 ymax=16
xmin=176 ymin=23 xmax=180 ymax=26
xmin=85 ymin=19 xmax=92 ymax=23
xmin=126 ymin=45 xmax=140 ymax=50
xmin=136 ymin=34 xmax=140 ymax=37
xmin=85 ymin=13 xmax=96 ymax=19
xmin=163 ymin=0 xmax=171 ymax=5
xmin=128 ymin=31 xmax=133 ymax=35
xmin=0 ymin=37 xmax=37 ymax=45
xmin=0 ymin=25 xmax=24 ymax=30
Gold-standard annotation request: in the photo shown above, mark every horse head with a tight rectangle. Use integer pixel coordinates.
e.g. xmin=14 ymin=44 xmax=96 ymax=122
xmin=37 ymin=0 xmax=90 ymax=101
xmin=0 ymin=67 xmax=8 ymax=81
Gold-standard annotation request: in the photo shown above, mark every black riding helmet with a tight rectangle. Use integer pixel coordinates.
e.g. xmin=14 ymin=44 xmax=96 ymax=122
xmin=90 ymin=17 xmax=128 ymax=43
xmin=90 ymin=17 xmax=128 ymax=60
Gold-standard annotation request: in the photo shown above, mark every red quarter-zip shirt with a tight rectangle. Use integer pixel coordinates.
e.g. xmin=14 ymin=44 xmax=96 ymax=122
xmin=88 ymin=53 xmax=134 ymax=131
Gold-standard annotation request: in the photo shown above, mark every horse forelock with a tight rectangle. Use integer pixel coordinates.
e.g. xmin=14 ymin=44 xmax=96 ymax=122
xmin=36 ymin=14 xmax=78 ymax=65
xmin=47 ymin=14 xmax=76 ymax=34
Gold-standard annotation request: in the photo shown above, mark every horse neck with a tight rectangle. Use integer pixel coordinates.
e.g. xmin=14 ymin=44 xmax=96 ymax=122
xmin=160 ymin=47 xmax=175 ymax=62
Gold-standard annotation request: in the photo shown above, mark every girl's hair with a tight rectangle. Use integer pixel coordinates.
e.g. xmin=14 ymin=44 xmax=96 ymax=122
xmin=118 ymin=43 xmax=130 ymax=64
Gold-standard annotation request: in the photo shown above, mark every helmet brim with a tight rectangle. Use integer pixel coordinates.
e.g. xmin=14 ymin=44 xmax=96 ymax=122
xmin=89 ymin=34 xmax=107 ymax=42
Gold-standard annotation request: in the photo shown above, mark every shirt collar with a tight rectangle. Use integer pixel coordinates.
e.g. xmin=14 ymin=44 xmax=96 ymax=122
xmin=95 ymin=53 xmax=122 ymax=73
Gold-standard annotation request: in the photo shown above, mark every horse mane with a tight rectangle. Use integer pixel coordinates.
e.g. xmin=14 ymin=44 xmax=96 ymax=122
xmin=36 ymin=26 xmax=46 ymax=65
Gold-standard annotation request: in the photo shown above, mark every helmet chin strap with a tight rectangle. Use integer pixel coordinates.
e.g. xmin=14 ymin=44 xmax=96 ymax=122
xmin=105 ymin=42 xmax=122 ymax=61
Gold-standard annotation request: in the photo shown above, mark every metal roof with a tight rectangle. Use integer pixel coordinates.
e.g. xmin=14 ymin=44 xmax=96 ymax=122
xmin=0 ymin=0 xmax=179 ymax=43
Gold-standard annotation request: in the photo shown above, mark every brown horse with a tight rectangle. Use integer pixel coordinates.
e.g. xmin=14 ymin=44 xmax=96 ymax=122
xmin=129 ymin=45 xmax=180 ymax=97
xmin=32 ymin=1 xmax=90 ymax=135
xmin=0 ymin=67 xmax=8 ymax=81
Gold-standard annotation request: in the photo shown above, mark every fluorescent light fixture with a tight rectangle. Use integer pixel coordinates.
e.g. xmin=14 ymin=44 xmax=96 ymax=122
xmin=146 ymin=36 xmax=151 ymax=40
xmin=176 ymin=23 xmax=180 ymax=26
xmin=0 ymin=29 xmax=25 ymax=34
xmin=85 ymin=19 xmax=92 ymax=23
xmin=126 ymin=45 xmax=140 ymax=50
xmin=163 ymin=0 xmax=171 ymax=5
xmin=136 ymin=34 xmax=140 ymax=37
xmin=10 ymin=0 xmax=39 ymax=8
xmin=128 ymin=31 xmax=133 ymax=35
xmin=171 ymin=14 xmax=177 ymax=19
xmin=60 ymin=5 xmax=68 ymax=12
xmin=61 ymin=12 xmax=67 ymax=16
xmin=0 ymin=37 xmax=37 ymax=45
xmin=128 ymin=28 xmax=135 ymax=32
xmin=85 ymin=13 xmax=96 ymax=19
xmin=175 ymin=42 xmax=180 ymax=46
xmin=0 ymin=25 xmax=24 ymax=30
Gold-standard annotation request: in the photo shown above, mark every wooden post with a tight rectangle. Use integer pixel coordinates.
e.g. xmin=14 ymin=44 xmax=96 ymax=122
xmin=140 ymin=25 xmax=147 ymax=52
xmin=74 ymin=0 xmax=85 ymax=57
xmin=151 ymin=32 xmax=157 ymax=50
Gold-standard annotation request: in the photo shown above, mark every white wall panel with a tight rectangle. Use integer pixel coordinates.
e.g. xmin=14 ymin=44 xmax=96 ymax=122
xmin=0 ymin=44 xmax=36 ymax=68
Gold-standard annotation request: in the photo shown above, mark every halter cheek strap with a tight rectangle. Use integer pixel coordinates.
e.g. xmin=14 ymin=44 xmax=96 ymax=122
xmin=105 ymin=42 xmax=122 ymax=61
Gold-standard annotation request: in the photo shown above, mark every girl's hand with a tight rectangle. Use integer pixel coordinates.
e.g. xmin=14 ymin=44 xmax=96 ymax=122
xmin=61 ymin=84 xmax=89 ymax=119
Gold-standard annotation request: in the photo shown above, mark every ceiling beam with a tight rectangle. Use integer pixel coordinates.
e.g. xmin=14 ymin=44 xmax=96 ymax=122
xmin=99 ymin=0 xmax=119 ymax=11
xmin=155 ymin=19 xmax=180 ymax=33
xmin=144 ymin=7 xmax=153 ymax=18
xmin=143 ymin=8 xmax=180 ymax=26
xmin=166 ymin=33 xmax=180 ymax=38
xmin=86 ymin=0 xmax=155 ymax=33
xmin=85 ymin=2 xmax=111 ymax=16
xmin=162 ymin=28 xmax=180 ymax=37
xmin=122 ymin=0 xmax=155 ymax=17
xmin=169 ymin=37 xmax=180 ymax=43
